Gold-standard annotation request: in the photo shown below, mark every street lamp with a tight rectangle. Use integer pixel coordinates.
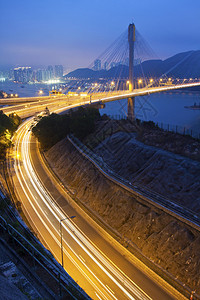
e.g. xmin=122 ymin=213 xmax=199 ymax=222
xmin=126 ymin=80 xmax=130 ymax=90
xmin=138 ymin=79 xmax=142 ymax=88
xmin=60 ymin=216 xmax=76 ymax=268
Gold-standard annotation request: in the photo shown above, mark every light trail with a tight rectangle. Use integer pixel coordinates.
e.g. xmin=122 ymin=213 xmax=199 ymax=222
xmin=3 ymin=81 xmax=200 ymax=119
xmin=13 ymin=120 xmax=114 ymax=300
xmin=7 ymin=89 xmax=185 ymax=299
xmin=12 ymin=118 xmax=153 ymax=299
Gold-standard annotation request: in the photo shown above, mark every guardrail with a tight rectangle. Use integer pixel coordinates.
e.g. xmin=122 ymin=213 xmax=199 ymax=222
xmin=67 ymin=134 xmax=200 ymax=300
xmin=105 ymin=114 xmax=200 ymax=140
xmin=68 ymin=134 xmax=200 ymax=230
xmin=0 ymin=194 xmax=90 ymax=300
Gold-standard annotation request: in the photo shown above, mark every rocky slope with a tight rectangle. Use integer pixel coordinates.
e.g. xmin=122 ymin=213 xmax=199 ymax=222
xmin=94 ymin=132 xmax=200 ymax=213
xmin=46 ymin=137 xmax=200 ymax=294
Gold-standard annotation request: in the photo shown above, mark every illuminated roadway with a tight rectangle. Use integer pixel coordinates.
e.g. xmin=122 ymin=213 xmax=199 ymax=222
xmin=2 ymin=80 xmax=200 ymax=119
xmin=6 ymin=82 xmax=199 ymax=299
xmin=10 ymin=117 xmax=179 ymax=300
xmin=10 ymin=119 xmax=183 ymax=300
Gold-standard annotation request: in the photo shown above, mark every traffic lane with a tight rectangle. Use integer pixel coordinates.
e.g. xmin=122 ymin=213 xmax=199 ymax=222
xmin=27 ymin=136 xmax=149 ymax=300
xmin=15 ymin=127 xmax=143 ymax=300
xmin=12 ymin=125 xmax=112 ymax=300
xmin=29 ymin=134 xmax=176 ymax=300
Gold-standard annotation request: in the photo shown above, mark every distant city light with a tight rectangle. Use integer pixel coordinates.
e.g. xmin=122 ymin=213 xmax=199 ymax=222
xmin=80 ymin=93 xmax=88 ymax=97
xmin=44 ymin=79 xmax=60 ymax=84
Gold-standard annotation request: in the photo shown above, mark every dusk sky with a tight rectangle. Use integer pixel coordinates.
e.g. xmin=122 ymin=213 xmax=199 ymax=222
xmin=0 ymin=0 xmax=200 ymax=73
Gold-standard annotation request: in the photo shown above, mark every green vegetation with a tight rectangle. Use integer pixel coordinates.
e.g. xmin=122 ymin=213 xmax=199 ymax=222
xmin=32 ymin=107 xmax=100 ymax=149
xmin=0 ymin=111 xmax=21 ymax=158
xmin=32 ymin=113 xmax=71 ymax=150
xmin=69 ymin=107 xmax=100 ymax=139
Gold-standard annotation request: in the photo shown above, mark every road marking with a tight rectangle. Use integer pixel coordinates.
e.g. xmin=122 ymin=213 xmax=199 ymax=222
xmin=13 ymin=108 xmax=153 ymax=300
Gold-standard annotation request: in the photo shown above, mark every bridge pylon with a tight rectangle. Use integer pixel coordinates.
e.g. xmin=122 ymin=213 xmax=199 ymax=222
xmin=128 ymin=23 xmax=136 ymax=121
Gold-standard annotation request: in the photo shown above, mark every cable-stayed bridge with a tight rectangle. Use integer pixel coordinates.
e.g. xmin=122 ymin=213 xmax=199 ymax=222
xmin=67 ymin=23 xmax=200 ymax=120
xmin=2 ymin=24 xmax=200 ymax=300
xmin=3 ymin=23 xmax=200 ymax=120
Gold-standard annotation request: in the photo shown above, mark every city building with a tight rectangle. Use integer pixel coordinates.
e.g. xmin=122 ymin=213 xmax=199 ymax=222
xmin=47 ymin=65 xmax=54 ymax=79
xmin=110 ymin=62 xmax=117 ymax=68
xmin=124 ymin=57 xmax=129 ymax=66
xmin=134 ymin=58 xmax=141 ymax=66
xmin=93 ymin=59 xmax=101 ymax=71
xmin=14 ymin=67 xmax=32 ymax=83
xmin=54 ymin=65 xmax=63 ymax=78
xmin=122 ymin=58 xmax=141 ymax=66
xmin=103 ymin=61 xmax=109 ymax=70
xmin=36 ymin=69 xmax=51 ymax=82
xmin=36 ymin=70 xmax=42 ymax=82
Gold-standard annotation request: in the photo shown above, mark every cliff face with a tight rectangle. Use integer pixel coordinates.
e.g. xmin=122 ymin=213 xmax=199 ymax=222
xmin=46 ymin=137 xmax=200 ymax=293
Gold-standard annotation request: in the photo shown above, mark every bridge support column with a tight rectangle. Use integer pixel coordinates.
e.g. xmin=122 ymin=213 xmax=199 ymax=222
xmin=127 ymin=23 xmax=135 ymax=121
xmin=128 ymin=97 xmax=135 ymax=121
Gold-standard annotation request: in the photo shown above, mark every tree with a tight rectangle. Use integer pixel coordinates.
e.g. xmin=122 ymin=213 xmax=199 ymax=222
xmin=0 ymin=111 xmax=21 ymax=158
xmin=32 ymin=107 xmax=100 ymax=149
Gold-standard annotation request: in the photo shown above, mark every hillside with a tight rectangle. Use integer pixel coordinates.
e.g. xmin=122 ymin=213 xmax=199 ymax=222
xmin=66 ymin=50 xmax=200 ymax=79
xmin=45 ymin=135 xmax=200 ymax=295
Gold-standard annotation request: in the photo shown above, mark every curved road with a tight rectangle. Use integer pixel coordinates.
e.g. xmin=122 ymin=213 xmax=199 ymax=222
xmin=8 ymin=114 xmax=181 ymax=300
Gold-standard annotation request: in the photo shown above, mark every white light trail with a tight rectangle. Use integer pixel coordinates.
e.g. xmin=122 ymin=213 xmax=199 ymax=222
xmin=13 ymin=118 xmax=153 ymax=300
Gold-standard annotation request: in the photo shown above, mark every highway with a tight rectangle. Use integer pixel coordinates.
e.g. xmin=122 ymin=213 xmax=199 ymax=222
xmin=7 ymin=112 xmax=182 ymax=300
xmin=2 ymin=80 xmax=200 ymax=119
xmin=5 ymin=83 xmax=199 ymax=299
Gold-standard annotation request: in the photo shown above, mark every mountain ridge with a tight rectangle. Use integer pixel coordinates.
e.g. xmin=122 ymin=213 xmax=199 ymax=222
xmin=65 ymin=50 xmax=200 ymax=79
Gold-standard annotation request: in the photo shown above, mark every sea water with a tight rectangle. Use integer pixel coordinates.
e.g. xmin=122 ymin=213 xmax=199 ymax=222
xmin=0 ymin=81 xmax=200 ymax=136
xmin=99 ymin=92 xmax=200 ymax=137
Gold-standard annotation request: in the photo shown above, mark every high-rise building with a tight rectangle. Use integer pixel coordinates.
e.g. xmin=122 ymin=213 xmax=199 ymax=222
xmin=123 ymin=58 xmax=141 ymax=67
xmin=36 ymin=70 xmax=43 ymax=82
xmin=94 ymin=59 xmax=101 ymax=71
xmin=134 ymin=58 xmax=141 ymax=66
xmin=54 ymin=65 xmax=63 ymax=78
xmin=36 ymin=69 xmax=50 ymax=82
xmin=110 ymin=62 xmax=117 ymax=69
xmin=14 ymin=67 xmax=32 ymax=83
xmin=47 ymin=65 xmax=54 ymax=79
xmin=124 ymin=58 xmax=129 ymax=66
xmin=103 ymin=62 xmax=109 ymax=70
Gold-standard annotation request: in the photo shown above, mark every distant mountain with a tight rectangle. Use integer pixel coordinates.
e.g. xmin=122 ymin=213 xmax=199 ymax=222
xmin=65 ymin=50 xmax=200 ymax=79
